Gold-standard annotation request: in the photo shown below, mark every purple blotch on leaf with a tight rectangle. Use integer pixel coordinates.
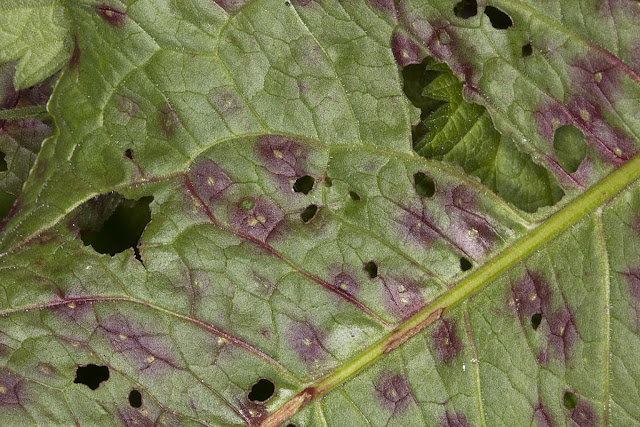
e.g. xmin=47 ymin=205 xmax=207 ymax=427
xmin=118 ymin=408 xmax=153 ymax=427
xmin=288 ymin=322 xmax=328 ymax=364
xmin=365 ymin=0 xmax=397 ymax=17
xmin=533 ymin=402 xmax=553 ymax=427
xmin=375 ymin=373 xmax=413 ymax=415
xmin=431 ymin=319 xmax=463 ymax=364
xmin=239 ymin=400 xmax=268 ymax=425
xmin=391 ymin=31 xmax=423 ymax=67
xmin=0 ymin=368 xmax=21 ymax=405
xmin=256 ymin=136 xmax=311 ymax=191
xmin=333 ymin=272 xmax=359 ymax=296
xmin=95 ymin=4 xmax=127 ymax=26
xmin=230 ymin=196 xmax=284 ymax=242
xmin=381 ymin=276 xmax=424 ymax=319
xmin=189 ymin=160 xmax=232 ymax=206
xmin=440 ymin=410 xmax=469 ymax=427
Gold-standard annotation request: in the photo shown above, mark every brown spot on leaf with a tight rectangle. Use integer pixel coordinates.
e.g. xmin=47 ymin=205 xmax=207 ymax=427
xmin=375 ymin=373 xmax=413 ymax=415
xmin=333 ymin=272 xmax=359 ymax=296
xmin=431 ymin=319 xmax=463 ymax=364
xmin=439 ymin=410 xmax=469 ymax=427
xmin=95 ymin=4 xmax=127 ymax=26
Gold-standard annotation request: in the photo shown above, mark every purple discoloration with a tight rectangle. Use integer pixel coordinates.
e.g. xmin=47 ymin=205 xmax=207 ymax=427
xmin=229 ymin=196 xmax=284 ymax=242
xmin=211 ymin=0 xmax=251 ymax=13
xmin=375 ymin=373 xmax=413 ymax=415
xmin=534 ymin=402 xmax=552 ymax=427
xmin=381 ymin=276 xmax=424 ymax=319
xmin=431 ymin=319 xmax=463 ymax=364
xmin=511 ymin=271 xmax=578 ymax=362
xmin=256 ymin=136 xmax=311 ymax=192
xmin=239 ymin=400 xmax=267 ymax=425
xmin=291 ymin=0 xmax=312 ymax=5
xmin=118 ymin=408 xmax=153 ymax=427
xmin=52 ymin=300 xmax=94 ymax=323
xmin=68 ymin=37 xmax=81 ymax=69
xmin=365 ymin=0 xmax=397 ymax=17
xmin=625 ymin=270 xmax=640 ymax=307
xmin=98 ymin=315 xmax=178 ymax=372
xmin=95 ymin=4 xmax=127 ymax=26
xmin=189 ymin=160 xmax=232 ymax=206
xmin=570 ymin=398 xmax=598 ymax=427
xmin=333 ymin=272 xmax=359 ymax=296
xmin=0 ymin=368 xmax=21 ymax=405
xmin=391 ymin=31 xmax=423 ymax=67
xmin=445 ymin=186 xmax=496 ymax=259
xmin=396 ymin=207 xmax=438 ymax=249
xmin=159 ymin=104 xmax=180 ymax=137
xmin=439 ymin=411 xmax=469 ymax=427
xmin=288 ymin=322 xmax=328 ymax=364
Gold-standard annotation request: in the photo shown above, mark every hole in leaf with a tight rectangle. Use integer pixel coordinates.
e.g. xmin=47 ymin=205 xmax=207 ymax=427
xmin=553 ymin=125 xmax=586 ymax=174
xmin=522 ymin=43 xmax=533 ymax=57
xmin=300 ymin=204 xmax=318 ymax=223
xmin=124 ymin=148 xmax=134 ymax=159
xmin=414 ymin=172 xmax=435 ymax=198
xmin=74 ymin=364 xmax=109 ymax=390
xmin=324 ymin=177 xmax=332 ymax=187
xmin=77 ymin=193 xmax=153 ymax=261
xmin=364 ymin=261 xmax=378 ymax=279
xmin=531 ymin=313 xmax=542 ymax=330
xmin=293 ymin=175 xmax=314 ymax=194
xmin=286 ymin=424 xmax=297 ymax=427
xmin=453 ymin=0 xmax=477 ymax=18
xmin=349 ymin=191 xmax=361 ymax=201
xmin=563 ymin=391 xmax=578 ymax=409
xmin=0 ymin=192 xmax=16 ymax=220
xmin=0 ymin=151 xmax=7 ymax=172
xmin=460 ymin=257 xmax=472 ymax=271
xmin=128 ymin=389 xmax=142 ymax=408
xmin=248 ymin=378 xmax=275 ymax=402
xmin=484 ymin=6 xmax=513 ymax=29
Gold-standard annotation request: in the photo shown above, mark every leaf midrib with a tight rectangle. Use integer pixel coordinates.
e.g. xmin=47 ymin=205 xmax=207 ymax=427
xmin=261 ymin=153 xmax=640 ymax=427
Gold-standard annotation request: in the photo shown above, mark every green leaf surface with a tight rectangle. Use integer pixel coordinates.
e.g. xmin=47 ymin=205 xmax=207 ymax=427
xmin=0 ymin=0 xmax=639 ymax=426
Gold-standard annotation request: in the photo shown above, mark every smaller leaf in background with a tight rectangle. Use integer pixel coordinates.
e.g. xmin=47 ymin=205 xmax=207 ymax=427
xmin=402 ymin=57 xmax=564 ymax=213
xmin=0 ymin=0 xmax=72 ymax=89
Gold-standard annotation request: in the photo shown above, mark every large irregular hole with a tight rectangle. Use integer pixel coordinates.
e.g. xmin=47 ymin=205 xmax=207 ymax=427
xmin=293 ymin=175 xmax=314 ymax=194
xmin=349 ymin=190 xmax=361 ymax=201
xmin=74 ymin=364 xmax=110 ymax=390
xmin=364 ymin=261 xmax=378 ymax=279
xmin=484 ymin=6 xmax=513 ymax=29
xmin=521 ymin=43 xmax=533 ymax=57
xmin=553 ymin=125 xmax=587 ymax=174
xmin=413 ymin=172 xmax=435 ymax=198
xmin=128 ymin=389 xmax=142 ymax=408
xmin=300 ymin=204 xmax=318 ymax=223
xmin=531 ymin=313 xmax=542 ymax=330
xmin=248 ymin=378 xmax=275 ymax=402
xmin=77 ymin=193 xmax=153 ymax=261
xmin=453 ymin=0 xmax=478 ymax=18
xmin=563 ymin=391 xmax=578 ymax=409
xmin=460 ymin=257 xmax=473 ymax=271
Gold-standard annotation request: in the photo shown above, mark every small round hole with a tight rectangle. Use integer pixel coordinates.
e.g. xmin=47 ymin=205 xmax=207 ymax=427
xmin=531 ymin=313 xmax=542 ymax=330
xmin=484 ymin=6 xmax=513 ymax=29
xmin=453 ymin=0 xmax=477 ymax=18
xmin=124 ymin=148 xmax=134 ymax=159
xmin=349 ymin=191 xmax=361 ymax=201
xmin=413 ymin=172 xmax=435 ymax=198
xmin=248 ymin=378 xmax=275 ymax=402
xmin=521 ymin=43 xmax=533 ymax=57
xmin=324 ymin=177 xmax=333 ymax=187
xmin=563 ymin=391 xmax=578 ymax=409
xmin=460 ymin=257 xmax=472 ymax=271
xmin=300 ymin=204 xmax=318 ymax=223
xmin=293 ymin=175 xmax=314 ymax=194
xmin=128 ymin=389 xmax=142 ymax=408
xmin=364 ymin=261 xmax=378 ymax=279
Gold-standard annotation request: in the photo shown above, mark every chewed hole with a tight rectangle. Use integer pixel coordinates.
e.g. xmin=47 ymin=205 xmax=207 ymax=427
xmin=286 ymin=424 xmax=297 ymax=427
xmin=248 ymin=378 xmax=275 ymax=402
xmin=364 ymin=261 xmax=378 ymax=279
xmin=0 ymin=151 xmax=7 ymax=172
xmin=453 ymin=0 xmax=477 ymax=18
xmin=128 ymin=389 xmax=142 ymax=408
xmin=324 ymin=177 xmax=333 ymax=187
xmin=484 ymin=6 xmax=513 ymax=29
xmin=124 ymin=148 xmax=134 ymax=159
xmin=563 ymin=391 xmax=578 ymax=409
xmin=78 ymin=194 xmax=153 ymax=262
xmin=522 ymin=43 xmax=533 ymax=57
xmin=293 ymin=175 xmax=314 ymax=194
xmin=531 ymin=313 xmax=542 ymax=330
xmin=414 ymin=172 xmax=435 ymax=198
xmin=553 ymin=125 xmax=586 ymax=174
xmin=460 ymin=257 xmax=472 ymax=271
xmin=300 ymin=204 xmax=318 ymax=223
xmin=349 ymin=191 xmax=361 ymax=201
xmin=74 ymin=364 xmax=110 ymax=390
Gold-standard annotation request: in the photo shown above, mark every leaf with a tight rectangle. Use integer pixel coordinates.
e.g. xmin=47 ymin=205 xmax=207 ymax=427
xmin=0 ymin=0 xmax=639 ymax=426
